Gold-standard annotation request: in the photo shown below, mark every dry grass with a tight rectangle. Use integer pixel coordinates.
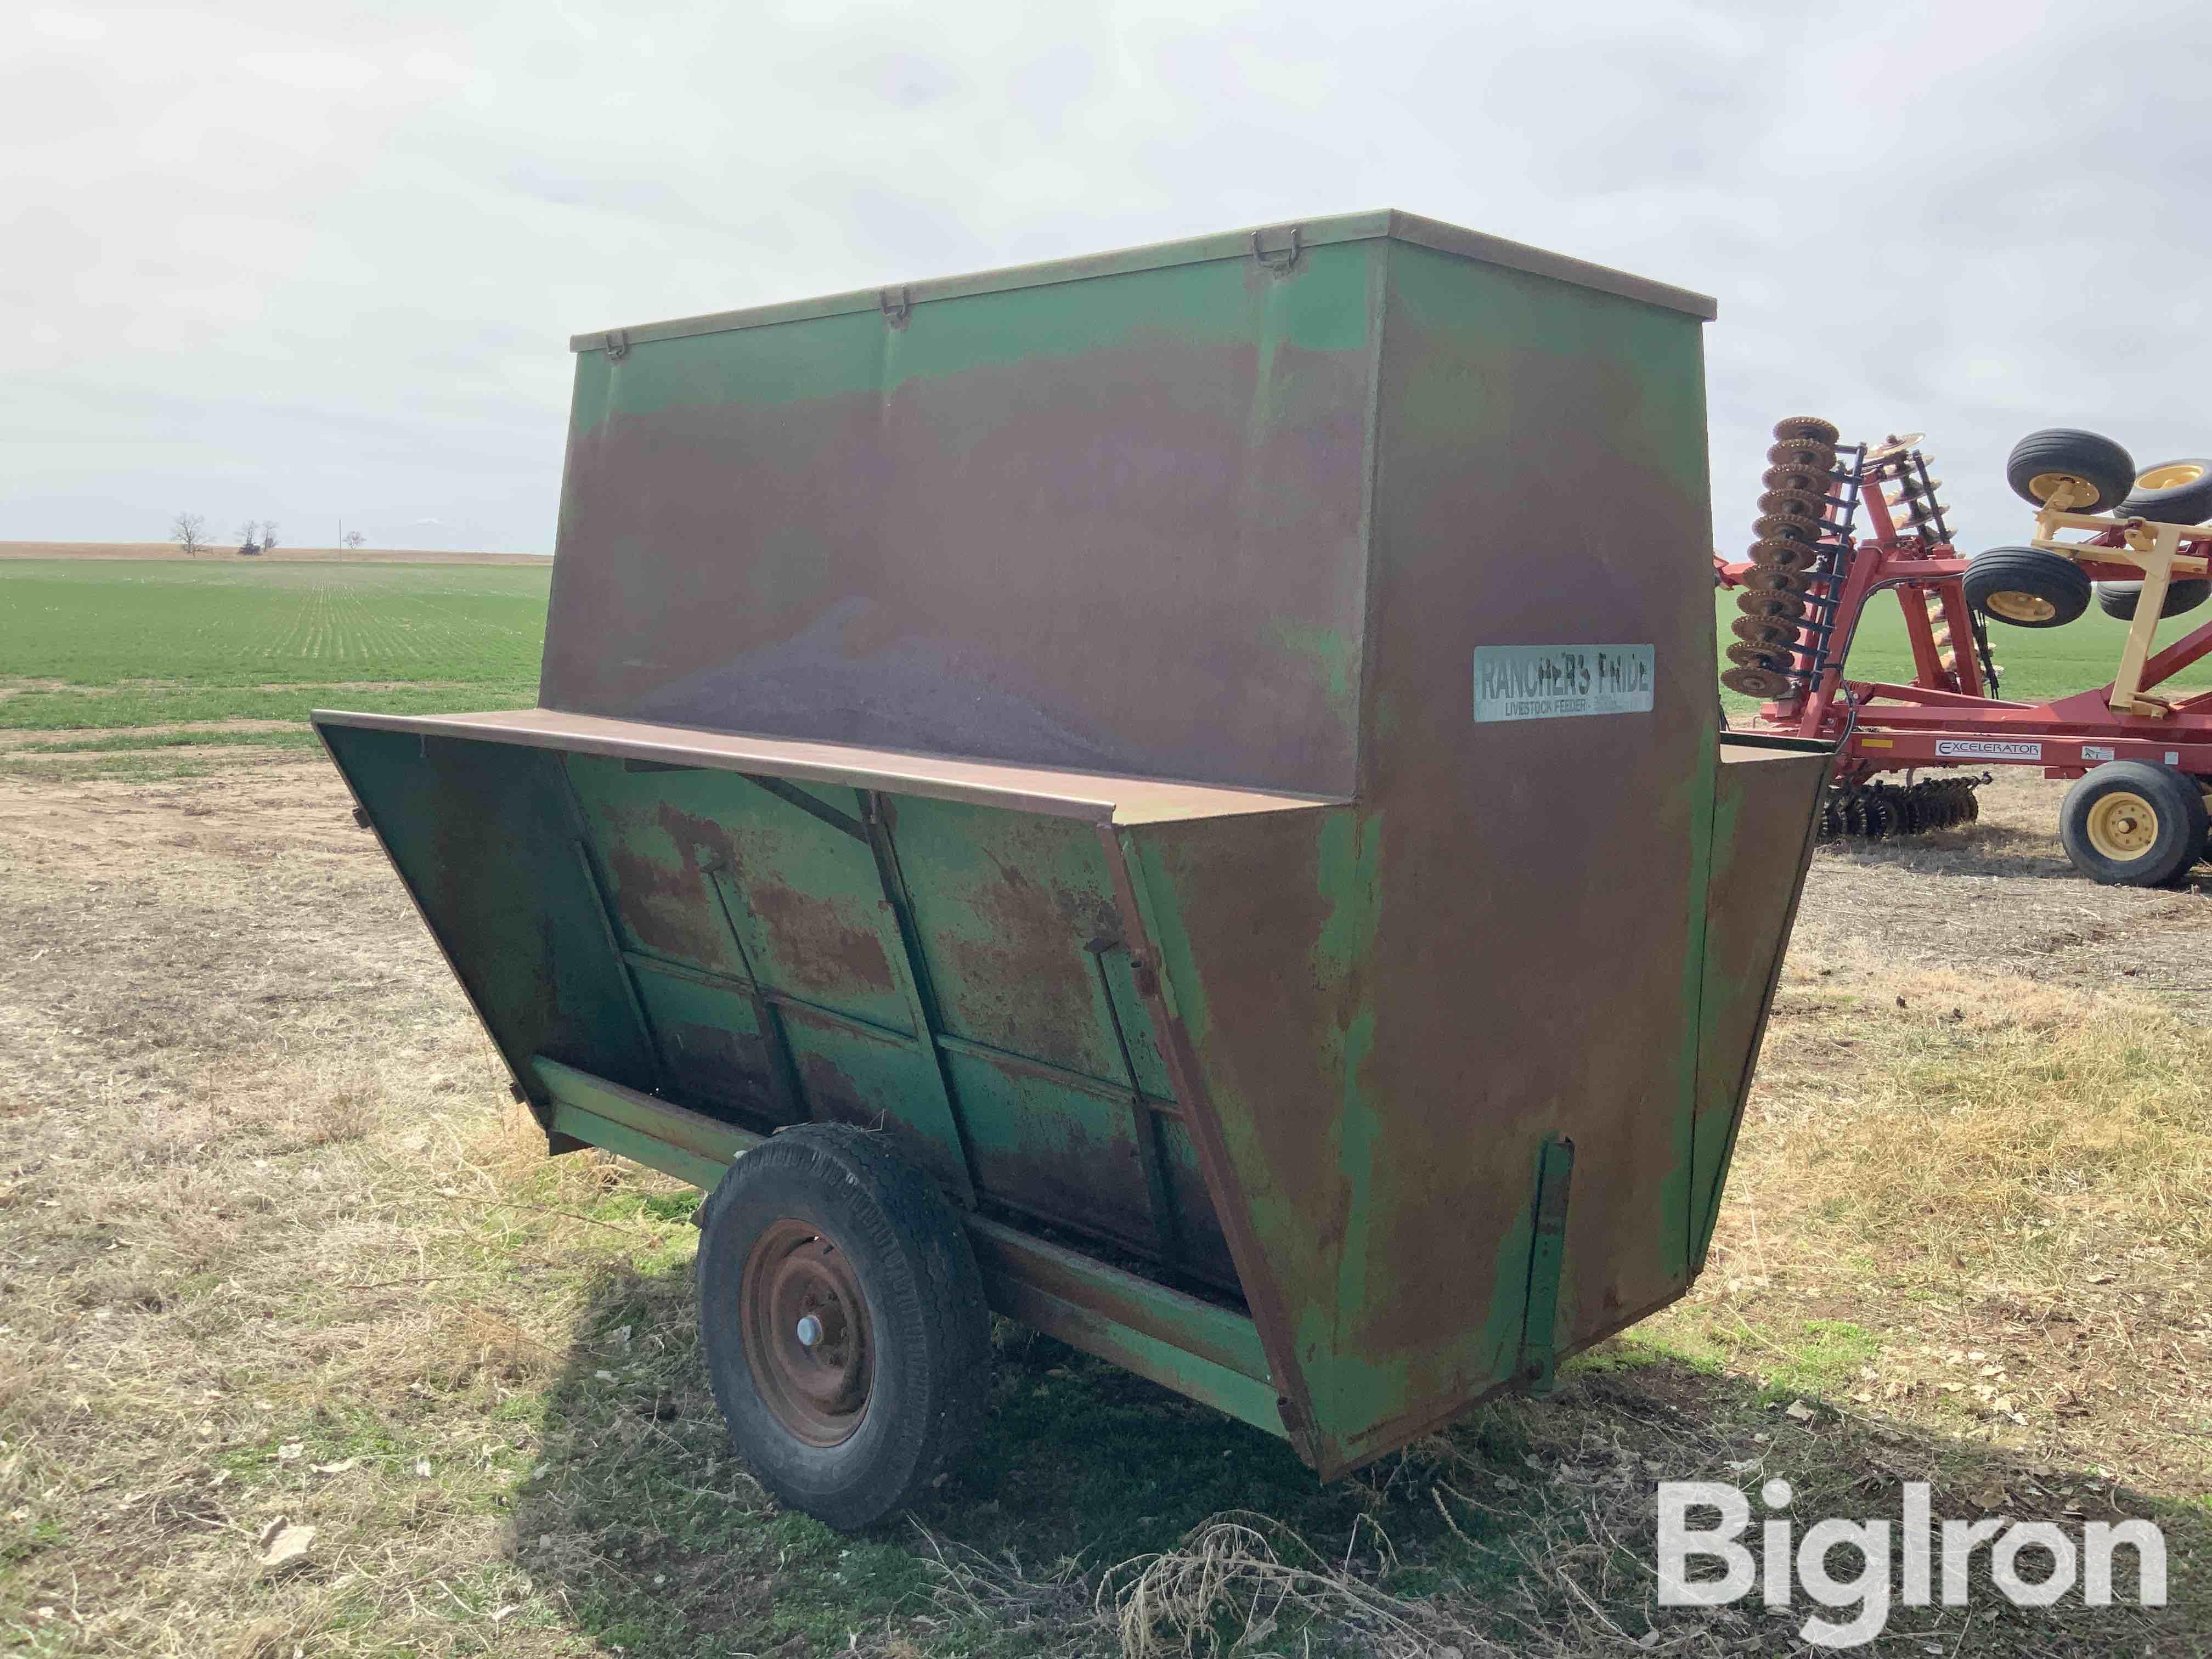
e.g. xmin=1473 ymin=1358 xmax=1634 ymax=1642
xmin=3 ymin=752 xmax=2207 ymax=1656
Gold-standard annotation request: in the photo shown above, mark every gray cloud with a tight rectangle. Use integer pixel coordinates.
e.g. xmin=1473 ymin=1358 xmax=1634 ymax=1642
xmin=5 ymin=0 xmax=2211 ymax=554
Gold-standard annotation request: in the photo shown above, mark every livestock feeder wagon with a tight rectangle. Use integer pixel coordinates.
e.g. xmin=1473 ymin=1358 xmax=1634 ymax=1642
xmin=316 ymin=212 xmax=1832 ymax=1528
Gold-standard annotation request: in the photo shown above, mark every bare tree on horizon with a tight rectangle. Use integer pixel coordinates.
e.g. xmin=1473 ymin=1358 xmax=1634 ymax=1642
xmin=234 ymin=521 xmax=259 ymax=555
xmin=342 ymin=531 xmax=366 ymax=549
xmin=259 ymin=520 xmax=281 ymax=551
xmin=168 ymin=512 xmax=208 ymax=557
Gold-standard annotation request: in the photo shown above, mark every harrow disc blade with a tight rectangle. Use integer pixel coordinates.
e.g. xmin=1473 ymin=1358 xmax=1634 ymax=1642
xmin=1722 ymin=665 xmax=1796 ymax=699
xmin=1772 ymin=416 xmax=1842 ymax=445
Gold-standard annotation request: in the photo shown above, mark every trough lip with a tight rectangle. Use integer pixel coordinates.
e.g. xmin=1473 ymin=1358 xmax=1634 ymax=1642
xmin=309 ymin=705 xmax=1348 ymax=826
xmin=567 ymin=207 xmax=1717 ymax=356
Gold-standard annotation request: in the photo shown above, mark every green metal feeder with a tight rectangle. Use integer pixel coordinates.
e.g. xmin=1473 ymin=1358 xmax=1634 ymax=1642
xmin=316 ymin=211 xmax=1830 ymax=1528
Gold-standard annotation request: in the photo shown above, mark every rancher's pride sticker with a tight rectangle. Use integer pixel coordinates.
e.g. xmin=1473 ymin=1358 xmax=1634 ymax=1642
xmin=1473 ymin=645 xmax=1655 ymax=723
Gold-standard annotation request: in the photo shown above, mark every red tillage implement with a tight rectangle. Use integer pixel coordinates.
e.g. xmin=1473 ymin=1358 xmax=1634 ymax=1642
xmin=1718 ymin=422 xmax=2212 ymax=885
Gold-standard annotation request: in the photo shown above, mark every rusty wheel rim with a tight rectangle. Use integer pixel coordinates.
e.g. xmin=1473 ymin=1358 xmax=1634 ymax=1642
xmin=740 ymin=1218 xmax=873 ymax=1447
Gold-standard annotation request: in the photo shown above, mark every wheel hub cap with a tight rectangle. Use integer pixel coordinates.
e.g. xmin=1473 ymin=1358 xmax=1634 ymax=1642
xmin=2028 ymin=471 xmax=2099 ymax=510
xmin=2085 ymin=792 xmax=2158 ymax=861
xmin=2140 ymin=462 xmax=2203 ymax=490
xmin=1987 ymin=590 xmax=2057 ymax=623
xmin=740 ymin=1219 xmax=872 ymax=1446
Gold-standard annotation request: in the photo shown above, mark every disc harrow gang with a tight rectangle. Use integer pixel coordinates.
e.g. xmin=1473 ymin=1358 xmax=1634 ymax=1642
xmin=1720 ymin=415 xmax=1863 ymax=701
xmin=1816 ymin=776 xmax=1987 ymax=843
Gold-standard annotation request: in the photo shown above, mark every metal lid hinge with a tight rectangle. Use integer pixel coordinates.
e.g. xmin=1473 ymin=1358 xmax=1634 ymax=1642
xmin=1250 ymin=224 xmax=1304 ymax=274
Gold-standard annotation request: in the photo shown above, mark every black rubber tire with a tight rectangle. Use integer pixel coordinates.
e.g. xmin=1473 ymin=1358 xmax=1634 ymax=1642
xmin=2058 ymin=761 xmax=2208 ymax=887
xmin=2092 ymin=578 xmax=2212 ymax=620
xmin=696 ymin=1125 xmax=989 ymax=1530
xmin=2118 ymin=459 xmax=2212 ymax=526
xmin=2005 ymin=428 xmax=2136 ymax=513
xmin=1963 ymin=547 xmax=2092 ymax=629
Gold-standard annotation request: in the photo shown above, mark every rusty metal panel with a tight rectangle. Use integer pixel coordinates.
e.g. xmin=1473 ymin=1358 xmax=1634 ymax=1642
xmin=315 ymin=726 xmax=657 ymax=1099
xmin=1114 ymin=239 xmax=1723 ymax=1475
xmin=884 ymin=798 xmax=1163 ymax=1087
xmin=540 ymin=241 xmax=1383 ymax=795
xmin=564 ymin=757 xmax=911 ymax=1032
xmin=1691 ymin=740 xmax=1833 ymax=1265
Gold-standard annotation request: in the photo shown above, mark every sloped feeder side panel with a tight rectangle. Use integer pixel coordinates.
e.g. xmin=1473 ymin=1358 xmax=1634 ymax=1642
xmin=1689 ymin=742 xmax=1832 ymax=1268
xmin=317 ymin=726 xmax=657 ymax=1097
xmin=1120 ymin=241 xmax=1725 ymax=1476
xmin=538 ymin=242 xmax=1381 ymax=797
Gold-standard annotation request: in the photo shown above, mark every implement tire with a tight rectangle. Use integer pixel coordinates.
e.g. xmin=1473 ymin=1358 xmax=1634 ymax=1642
xmin=2005 ymin=428 xmax=2136 ymax=514
xmin=1964 ymin=546 xmax=2091 ymax=628
xmin=2059 ymin=762 xmax=2208 ymax=887
xmin=696 ymin=1125 xmax=989 ymax=1531
xmin=2118 ymin=459 xmax=2212 ymax=527
xmin=2092 ymin=578 xmax=2212 ymax=620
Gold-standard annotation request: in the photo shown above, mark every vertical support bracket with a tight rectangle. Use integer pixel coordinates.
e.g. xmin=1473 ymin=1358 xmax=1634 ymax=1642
xmin=1517 ymin=1135 xmax=1576 ymax=1396
xmin=859 ymin=791 xmax=980 ymax=1204
xmin=1087 ymin=936 xmax=1181 ymax=1265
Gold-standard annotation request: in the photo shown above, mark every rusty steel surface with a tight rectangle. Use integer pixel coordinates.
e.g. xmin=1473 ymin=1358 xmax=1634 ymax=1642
xmin=316 ymin=212 xmax=1823 ymax=1481
xmin=312 ymin=707 xmax=1342 ymax=824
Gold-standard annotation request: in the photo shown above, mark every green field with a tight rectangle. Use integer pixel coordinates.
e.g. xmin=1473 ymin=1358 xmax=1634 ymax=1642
xmin=1718 ymin=586 xmax=2212 ymax=716
xmin=8 ymin=561 xmax=2207 ymax=753
xmin=0 ymin=559 xmax=549 ymax=748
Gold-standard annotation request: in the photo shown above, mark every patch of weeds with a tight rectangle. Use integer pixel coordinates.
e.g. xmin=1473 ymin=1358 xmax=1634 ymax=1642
xmin=1757 ymin=1317 xmax=1881 ymax=1402
xmin=0 ymin=1514 xmax=68 ymax=1569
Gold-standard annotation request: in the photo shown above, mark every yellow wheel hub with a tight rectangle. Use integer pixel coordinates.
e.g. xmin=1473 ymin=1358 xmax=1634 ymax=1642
xmin=2028 ymin=471 xmax=2100 ymax=509
xmin=2084 ymin=791 xmax=2159 ymax=861
xmin=1986 ymin=590 xmax=2057 ymax=623
xmin=2139 ymin=462 xmax=2204 ymax=490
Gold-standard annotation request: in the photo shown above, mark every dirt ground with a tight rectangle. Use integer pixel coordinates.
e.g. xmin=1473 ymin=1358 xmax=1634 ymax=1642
xmin=1794 ymin=768 xmax=2212 ymax=1000
xmin=2 ymin=752 xmax=2204 ymax=1655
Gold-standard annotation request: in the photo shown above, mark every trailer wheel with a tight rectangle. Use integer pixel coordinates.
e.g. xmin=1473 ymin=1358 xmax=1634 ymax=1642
xmin=2058 ymin=762 xmax=2209 ymax=887
xmin=696 ymin=1125 xmax=989 ymax=1531
xmin=1963 ymin=547 xmax=2091 ymax=628
xmin=2092 ymin=578 xmax=2212 ymax=620
xmin=2004 ymin=429 xmax=2136 ymax=514
xmin=2118 ymin=459 xmax=2212 ymax=527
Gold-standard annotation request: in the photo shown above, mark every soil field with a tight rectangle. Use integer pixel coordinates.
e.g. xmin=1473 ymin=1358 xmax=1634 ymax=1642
xmin=2 ymin=751 xmax=2205 ymax=1655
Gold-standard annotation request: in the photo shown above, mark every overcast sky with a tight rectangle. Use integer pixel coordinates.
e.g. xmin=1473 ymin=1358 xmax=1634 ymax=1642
xmin=6 ymin=0 xmax=2210 ymax=553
